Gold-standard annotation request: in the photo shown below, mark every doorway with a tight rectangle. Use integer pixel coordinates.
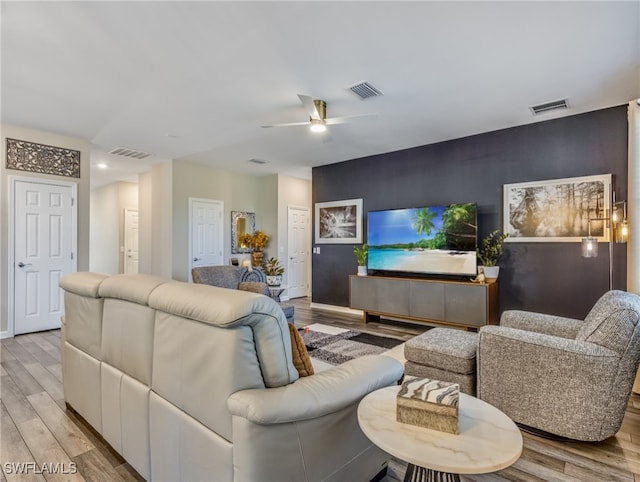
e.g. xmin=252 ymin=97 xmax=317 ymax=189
xmin=188 ymin=198 xmax=224 ymax=281
xmin=124 ymin=208 xmax=139 ymax=274
xmin=287 ymin=206 xmax=310 ymax=298
xmin=10 ymin=177 xmax=77 ymax=335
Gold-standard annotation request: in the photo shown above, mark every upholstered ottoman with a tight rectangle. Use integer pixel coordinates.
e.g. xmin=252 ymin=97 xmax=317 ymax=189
xmin=404 ymin=328 xmax=479 ymax=395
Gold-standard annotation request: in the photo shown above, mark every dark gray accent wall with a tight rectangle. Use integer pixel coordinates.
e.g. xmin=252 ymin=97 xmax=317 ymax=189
xmin=312 ymin=106 xmax=628 ymax=319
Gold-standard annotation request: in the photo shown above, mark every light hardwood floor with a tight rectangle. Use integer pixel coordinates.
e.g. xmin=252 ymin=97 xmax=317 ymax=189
xmin=1 ymin=296 xmax=638 ymax=482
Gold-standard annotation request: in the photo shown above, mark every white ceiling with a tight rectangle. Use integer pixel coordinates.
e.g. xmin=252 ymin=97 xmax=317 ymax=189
xmin=2 ymin=1 xmax=639 ymax=188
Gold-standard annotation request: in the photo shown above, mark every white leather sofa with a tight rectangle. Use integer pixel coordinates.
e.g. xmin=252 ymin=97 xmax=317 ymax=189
xmin=60 ymin=272 xmax=403 ymax=481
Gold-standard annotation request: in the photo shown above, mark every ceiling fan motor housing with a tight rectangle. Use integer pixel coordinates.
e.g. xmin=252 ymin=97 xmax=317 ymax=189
xmin=312 ymin=99 xmax=327 ymax=121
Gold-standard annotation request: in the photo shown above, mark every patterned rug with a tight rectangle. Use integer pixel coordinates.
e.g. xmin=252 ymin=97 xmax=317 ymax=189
xmin=301 ymin=326 xmax=404 ymax=366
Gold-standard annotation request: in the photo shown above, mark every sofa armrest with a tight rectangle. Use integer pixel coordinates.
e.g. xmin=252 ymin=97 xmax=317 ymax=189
xmin=500 ymin=310 xmax=584 ymax=339
xmin=227 ymin=355 xmax=403 ymax=424
xmin=238 ymin=281 xmax=270 ymax=297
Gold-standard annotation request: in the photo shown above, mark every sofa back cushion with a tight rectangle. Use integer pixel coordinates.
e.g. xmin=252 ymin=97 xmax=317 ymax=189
xmin=576 ymin=290 xmax=640 ymax=355
xmin=192 ymin=265 xmax=240 ymax=289
xmin=148 ymin=281 xmax=298 ymax=388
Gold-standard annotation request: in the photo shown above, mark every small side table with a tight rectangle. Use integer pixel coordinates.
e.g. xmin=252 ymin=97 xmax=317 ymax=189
xmin=357 ymin=386 xmax=522 ymax=482
xmin=267 ymin=285 xmax=287 ymax=302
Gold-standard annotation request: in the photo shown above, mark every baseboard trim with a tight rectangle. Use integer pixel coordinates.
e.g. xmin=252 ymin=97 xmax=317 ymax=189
xmin=1 ymin=330 xmax=13 ymax=339
xmin=309 ymin=302 xmax=363 ymax=316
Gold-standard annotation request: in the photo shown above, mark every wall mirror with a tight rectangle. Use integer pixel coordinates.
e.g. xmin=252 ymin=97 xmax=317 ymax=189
xmin=231 ymin=211 xmax=255 ymax=253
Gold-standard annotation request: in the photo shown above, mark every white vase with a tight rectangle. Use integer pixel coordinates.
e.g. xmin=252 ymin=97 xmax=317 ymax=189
xmin=481 ymin=266 xmax=500 ymax=280
xmin=357 ymin=266 xmax=367 ymax=276
xmin=266 ymin=275 xmax=282 ymax=286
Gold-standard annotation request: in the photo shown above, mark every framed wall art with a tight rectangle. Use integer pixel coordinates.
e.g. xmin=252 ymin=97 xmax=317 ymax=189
xmin=503 ymin=173 xmax=611 ymax=242
xmin=6 ymin=138 xmax=80 ymax=178
xmin=315 ymin=198 xmax=363 ymax=244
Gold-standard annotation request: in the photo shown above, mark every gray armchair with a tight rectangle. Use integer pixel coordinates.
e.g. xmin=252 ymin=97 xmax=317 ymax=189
xmin=191 ymin=265 xmax=294 ymax=323
xmin=477 ymin=290 xmax=640 ymax=441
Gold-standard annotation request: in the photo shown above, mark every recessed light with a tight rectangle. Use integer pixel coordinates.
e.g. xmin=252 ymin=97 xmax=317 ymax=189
xmin=96 ymin=163 xmax=108 ymax=169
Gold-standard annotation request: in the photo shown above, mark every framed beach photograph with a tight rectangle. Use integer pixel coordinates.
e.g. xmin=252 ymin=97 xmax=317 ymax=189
xmin=315 ymin=199 xmax=363 ymax=244
xmin=503 ymin=174 xmax=611 ymax=242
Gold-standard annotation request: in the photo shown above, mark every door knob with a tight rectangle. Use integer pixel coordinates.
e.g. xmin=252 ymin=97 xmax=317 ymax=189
xmin=193 ymin=257 xmax=201 ymax=262
xmin=18 ymin=262 xmax=32 ymax=268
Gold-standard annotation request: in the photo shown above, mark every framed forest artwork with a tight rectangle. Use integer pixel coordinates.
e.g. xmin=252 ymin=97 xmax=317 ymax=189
xmin=503 ymin=174 xmax=611 ymax=242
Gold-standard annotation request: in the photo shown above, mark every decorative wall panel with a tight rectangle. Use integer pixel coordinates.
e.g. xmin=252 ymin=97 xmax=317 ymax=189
xmin=6 ymin=138 xmax=80 ymax=178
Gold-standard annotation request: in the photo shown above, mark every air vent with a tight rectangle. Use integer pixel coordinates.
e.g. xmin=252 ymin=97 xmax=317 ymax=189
xmin=529 ymin=99 xmax=569 ymax=116
xmin=347 ymin=80 xmax=383 ymax=100
xmin=109 ymin=147 xmax=151 ymax=159
xmin=248 ymin=158 xmax=268 ymax=165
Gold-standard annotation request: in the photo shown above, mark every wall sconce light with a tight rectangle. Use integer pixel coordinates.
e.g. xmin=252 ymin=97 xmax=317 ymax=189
xmin=612 ymin=201 xmax=629 ymax=243
xmin=581 ymin=236 xmax=598 ymax=257
xmin=581 ymin=191 xmax=629 ymax=290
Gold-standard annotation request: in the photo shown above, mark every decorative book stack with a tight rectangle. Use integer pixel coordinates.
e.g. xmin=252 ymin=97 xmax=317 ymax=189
xmin=396 ymin=376 xmax=459 ymax=434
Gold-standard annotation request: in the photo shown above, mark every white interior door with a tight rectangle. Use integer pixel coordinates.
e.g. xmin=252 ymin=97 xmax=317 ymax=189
xmin=12 ymin=178 xmax=76 ymax=335
xmin=124 ymin=208 xmax=139 ymax=274
xmin=189 ymin=198 xmax=223 ymax=280
xmin=287 ymin=206 xmax=309 ymax=298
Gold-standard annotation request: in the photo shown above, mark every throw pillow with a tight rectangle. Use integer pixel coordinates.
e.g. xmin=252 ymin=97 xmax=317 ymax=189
xmin=287 ymin=323 xmax=314 ymax=377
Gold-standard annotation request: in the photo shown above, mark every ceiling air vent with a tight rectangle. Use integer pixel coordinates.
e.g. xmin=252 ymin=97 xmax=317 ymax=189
xmin=347 ymin=80 xmax=383 ymax=100
xmin=109 ymin=147 xmax=151 ymax=160
xmin=248 ymin=158 xmax=268 ymax=165
xmin=529 ymin=99 xmax=569 ymax=116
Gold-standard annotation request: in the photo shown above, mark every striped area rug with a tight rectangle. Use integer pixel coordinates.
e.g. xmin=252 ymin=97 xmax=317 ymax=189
xmin=301 ymin=323 xmax=404 ymax=366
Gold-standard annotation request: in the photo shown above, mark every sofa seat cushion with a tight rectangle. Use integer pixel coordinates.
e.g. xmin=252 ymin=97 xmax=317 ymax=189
xmin=405 ymin=328 xmax=479 ymax=375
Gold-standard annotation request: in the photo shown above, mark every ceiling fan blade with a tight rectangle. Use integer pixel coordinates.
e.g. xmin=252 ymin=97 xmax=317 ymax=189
xmin=297 ymin=94 xmax=321 ymax=120
xmin=325 ymin=113 xmax=377 ymax=125
xmin=261 ymin=121 xmax=310 ymax=128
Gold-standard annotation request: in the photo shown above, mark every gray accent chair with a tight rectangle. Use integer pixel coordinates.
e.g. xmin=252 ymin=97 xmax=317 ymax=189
xmin=477 ymin=290 xmax=640 ymax=441
xmin=191 ymin=265 xmax=294 ymax=323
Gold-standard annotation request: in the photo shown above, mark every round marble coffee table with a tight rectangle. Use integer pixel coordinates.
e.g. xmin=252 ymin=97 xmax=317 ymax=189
xmin=357 ymin=386 xmax=522 ymax=482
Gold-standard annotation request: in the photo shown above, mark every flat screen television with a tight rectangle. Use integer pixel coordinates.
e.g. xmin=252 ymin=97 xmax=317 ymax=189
xmin=367 ymin=203 xmax=478 ymax=277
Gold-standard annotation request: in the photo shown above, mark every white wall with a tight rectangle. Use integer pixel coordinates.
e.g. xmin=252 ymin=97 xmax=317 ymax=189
xmin=152 ymin=162 xmax=173 ymax=279
xmin=90 ymin=183 xmax=120 ymax=273
xmin=0 ymin=124 xmax=90 ymax=335
xmin=171 ymin=161 xmax=273 ymax=281
xmin=138 ymin=170 xmax=153 ymax=275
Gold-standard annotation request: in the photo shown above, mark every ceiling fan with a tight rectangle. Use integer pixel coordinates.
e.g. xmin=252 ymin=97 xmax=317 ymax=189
xmin=262 ymin=94 xmax=375 ymax=133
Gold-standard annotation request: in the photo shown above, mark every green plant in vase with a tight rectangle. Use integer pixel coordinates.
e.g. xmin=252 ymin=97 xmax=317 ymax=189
xmin=262 ymin=257 xmax=285 ymax=286
xmin=477 ymin=230 xmax=508 ymax=280
xmin=353 ymin=244 xmax=368 ymax=276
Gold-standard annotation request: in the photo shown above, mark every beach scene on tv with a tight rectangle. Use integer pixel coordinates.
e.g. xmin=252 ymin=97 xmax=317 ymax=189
xmin=367 ymin=203 xmax=478 ymax=276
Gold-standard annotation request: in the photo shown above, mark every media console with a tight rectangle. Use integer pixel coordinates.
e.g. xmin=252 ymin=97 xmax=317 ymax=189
xmin=349 ymin=275 xmax=498 ymax=330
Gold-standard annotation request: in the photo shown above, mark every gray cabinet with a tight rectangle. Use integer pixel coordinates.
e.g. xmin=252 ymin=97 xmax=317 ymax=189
xmin=349 ymin=275 xmax=498 ymax=329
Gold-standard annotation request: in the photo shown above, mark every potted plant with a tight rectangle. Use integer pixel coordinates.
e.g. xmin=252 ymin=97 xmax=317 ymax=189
xmin=240 ymin=230 xmax=270 ymax=266
xmin=477 ymin=230 xmax=508 ymax=280
xmin=353 ymin=244 xmax=368 ymax=276
xmin=262 ymin=257 xmax=285 ymax=286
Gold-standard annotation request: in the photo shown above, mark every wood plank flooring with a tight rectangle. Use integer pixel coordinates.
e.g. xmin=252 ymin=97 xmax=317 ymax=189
xmin=0 ymin=296 xmax=637 ymax=481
